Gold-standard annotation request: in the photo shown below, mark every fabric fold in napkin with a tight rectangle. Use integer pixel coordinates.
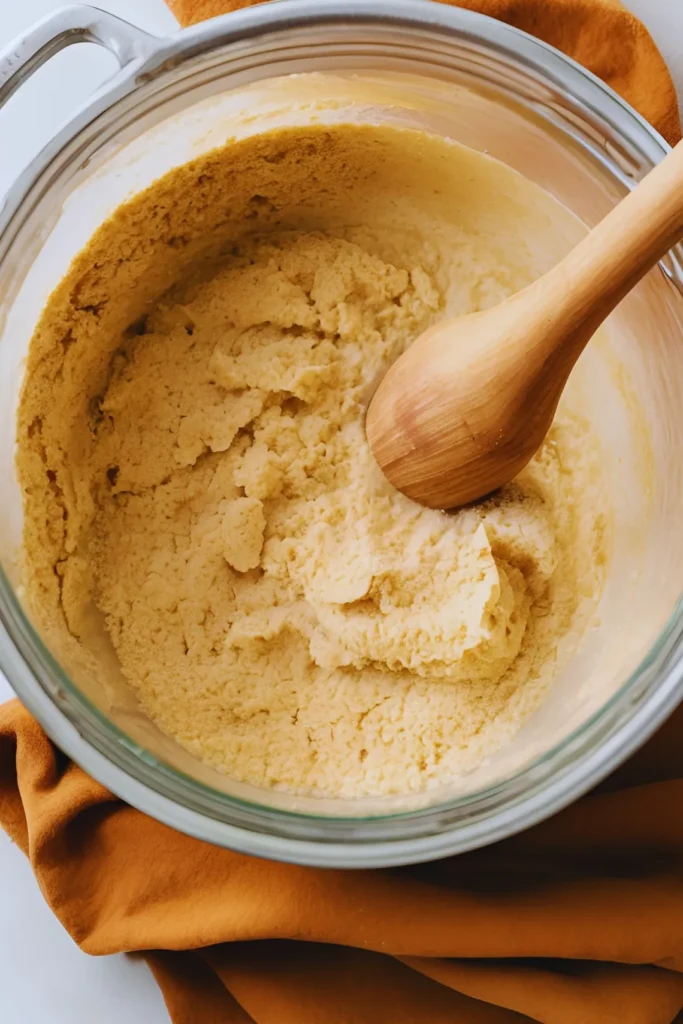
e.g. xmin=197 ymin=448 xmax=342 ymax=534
xmin=1 ymin=1 xmax=682 ymax=1022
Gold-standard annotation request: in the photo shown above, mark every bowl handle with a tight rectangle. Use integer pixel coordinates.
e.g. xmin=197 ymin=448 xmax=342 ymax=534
xmin=0 ymin=4 xmax=158 ymax=110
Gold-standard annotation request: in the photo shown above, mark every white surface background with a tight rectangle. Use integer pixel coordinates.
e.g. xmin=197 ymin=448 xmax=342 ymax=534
xmin=0 ymin=1 xmax=681 ymax=1020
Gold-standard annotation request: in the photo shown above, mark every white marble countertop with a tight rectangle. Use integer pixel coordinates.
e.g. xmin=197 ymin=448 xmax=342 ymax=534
xmin=0 ymin=1 xmax=681 ymax=1020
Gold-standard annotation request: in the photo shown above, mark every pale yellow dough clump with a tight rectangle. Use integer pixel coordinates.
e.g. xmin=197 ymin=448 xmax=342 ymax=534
xmin=18 ymin=123 xmax=608 ymax=797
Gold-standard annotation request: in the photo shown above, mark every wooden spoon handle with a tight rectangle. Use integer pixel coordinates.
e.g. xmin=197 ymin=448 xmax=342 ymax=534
xmin=539 ymin=137 xmax=683 ymax=361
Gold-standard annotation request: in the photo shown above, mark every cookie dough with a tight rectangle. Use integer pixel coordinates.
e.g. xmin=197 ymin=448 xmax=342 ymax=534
xmin=18 ymin=123 xmax=609 ymax=797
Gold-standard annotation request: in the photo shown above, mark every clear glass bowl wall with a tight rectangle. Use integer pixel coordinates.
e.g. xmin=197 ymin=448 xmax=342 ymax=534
xmin=1 ymin=9 xmax=682 ymax=865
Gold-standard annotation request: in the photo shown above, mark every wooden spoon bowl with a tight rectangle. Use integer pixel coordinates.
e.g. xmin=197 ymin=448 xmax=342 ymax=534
xmin=367 ymin=139 xmax=683 ymax=509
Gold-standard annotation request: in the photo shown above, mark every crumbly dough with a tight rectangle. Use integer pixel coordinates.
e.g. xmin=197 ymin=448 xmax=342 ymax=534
xmin=17 ymin=123 xmax=608 ymax=797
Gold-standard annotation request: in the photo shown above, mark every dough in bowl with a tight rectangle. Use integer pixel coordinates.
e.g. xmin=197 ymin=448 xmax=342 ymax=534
xmin=17 ymin=123 xmax=609 ymax=797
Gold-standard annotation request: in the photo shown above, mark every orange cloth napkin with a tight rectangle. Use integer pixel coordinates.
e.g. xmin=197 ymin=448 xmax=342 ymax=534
xmin=2 ymin=2 xmax=682 ymax=1022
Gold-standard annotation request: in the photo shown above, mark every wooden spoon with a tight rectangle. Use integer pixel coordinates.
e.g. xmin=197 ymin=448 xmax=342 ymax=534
xmin=367 ymin=138 xmax=683 ymax=510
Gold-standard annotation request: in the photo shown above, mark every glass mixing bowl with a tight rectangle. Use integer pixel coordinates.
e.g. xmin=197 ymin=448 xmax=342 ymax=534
xmin=1 ymin=0 xmax=682 ymax=867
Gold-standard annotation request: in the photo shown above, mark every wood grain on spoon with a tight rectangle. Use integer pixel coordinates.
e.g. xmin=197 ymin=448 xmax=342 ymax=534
xmin=367 ymin=138 xmax=683 ymax=510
